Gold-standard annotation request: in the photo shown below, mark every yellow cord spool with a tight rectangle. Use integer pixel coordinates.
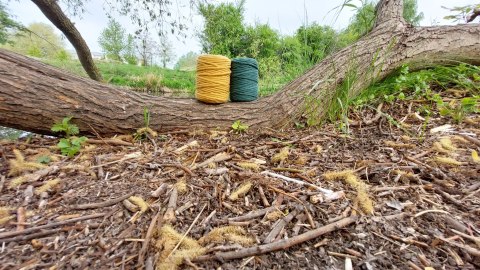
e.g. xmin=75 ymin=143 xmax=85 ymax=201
xmin=196 ymin=54 xmax=231 ymax=104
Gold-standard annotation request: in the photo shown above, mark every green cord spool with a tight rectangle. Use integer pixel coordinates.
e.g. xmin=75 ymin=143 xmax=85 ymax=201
xmin=230 ymin=58 xmax=259 ymax=102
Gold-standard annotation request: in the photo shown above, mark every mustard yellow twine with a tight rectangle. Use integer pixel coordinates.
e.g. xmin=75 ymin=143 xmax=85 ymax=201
xmin=195 ymin=54 xmax=231 ymax=104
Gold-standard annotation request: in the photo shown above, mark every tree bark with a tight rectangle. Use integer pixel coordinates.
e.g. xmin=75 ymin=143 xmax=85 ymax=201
xmin=1 ymin=0 xmax=480 ymax=136
xmin=30 ymin=0 xmax=103 ymax=82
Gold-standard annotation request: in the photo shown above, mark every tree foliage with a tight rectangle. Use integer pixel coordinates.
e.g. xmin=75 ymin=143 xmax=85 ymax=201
xmin=243 ymin=23 xmax=280 ymax=59
xmin=2 ymin=22 xmax=68 ymax=59
xmin=136 ymin=30 xmax=158 ymax=66
xmin=98 ymin=19 xmax=127 ymax=61
xmin=443 ymin=4 xmax=480 ymax=23
xmin=0 ymin=1 xmax=21 ymax=44
xmin=341 ymin=0 xmax=424 ymax=41
xmin=174 ymin=51 xmax=198 ymax=71
xmin=123 ymin=34 xmax=137 ymax=65
xmin=158 ymin=35 xmax=175 ymax=68
xmin=296 ymin=23 xmax=338 ymax=64
xmin=198 ymin=0 xmax=246 ymax=58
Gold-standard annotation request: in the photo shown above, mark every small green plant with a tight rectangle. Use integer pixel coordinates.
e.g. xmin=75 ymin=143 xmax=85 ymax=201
xmin=436 ymin=96 xmax=479 ymax=123
xmin=134 ymin=107 xmax=157 ymax=141
xmin=51 ymin=116 xmax=87 ymax=157
xmin=231 ymin=120 xmax=249 ymax=133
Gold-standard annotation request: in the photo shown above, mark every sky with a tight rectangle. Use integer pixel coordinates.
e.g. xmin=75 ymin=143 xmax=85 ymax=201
xmin=5 ymin=0 xmax=478 ymax=66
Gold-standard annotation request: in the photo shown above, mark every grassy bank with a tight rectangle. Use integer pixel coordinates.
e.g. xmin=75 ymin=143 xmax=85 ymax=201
xmin=44 ymin=59 xmax=196 ymax=96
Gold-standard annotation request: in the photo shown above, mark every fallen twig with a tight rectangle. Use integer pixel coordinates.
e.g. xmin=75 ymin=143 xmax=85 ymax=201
xmin=264 ymin=208 xmax=299 ymax=243
xmin=0 ymin=212 xmax=106 ymax=239
xmin=164 ymin=187 xmax=178 ymax=223
xmin=437 ymin=236 xmax=480 ymax=257
xmin=258 ymin=186 xmax=270 ymax=207
xmin=227 ymin=205 xmax=286 ymax=223
xmin=413 ymin=209 xmax=449 ymax=218
xmin=138 ymin=210 xmax=161 ymax=267
xmin=191 ymin=152 xmax=232 ymax=170
xmin=261 ymin=171 xmax=343 ymax=200
xmin=194 ymin=216 xmax=357 ymax=262
xmin=158 ymin=163 xmax=194 ymax=176
xmin=87 ymin=138 xmax=133 ymax=146
xmin=72 ymin=192 xmax=135 ymax=210
xmin=458 ymin=134 xmax=480 ymax=147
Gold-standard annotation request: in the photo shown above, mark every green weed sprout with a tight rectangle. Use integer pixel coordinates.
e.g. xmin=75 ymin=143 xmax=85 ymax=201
xmin=51 ymin=116 xmax=87 ymax=157
xmin=232 ymin=120 xmax=249 ymax=133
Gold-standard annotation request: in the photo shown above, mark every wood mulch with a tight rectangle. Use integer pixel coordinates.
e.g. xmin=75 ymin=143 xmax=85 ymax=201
xmin=0 ymin=99 xmax=479 ymax=269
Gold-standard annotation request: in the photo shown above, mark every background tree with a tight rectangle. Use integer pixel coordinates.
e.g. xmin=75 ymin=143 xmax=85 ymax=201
xmin=242 ymin=23 xmax=280 ymax=59
xmin=340 ymin=0 xmax=424 ymax=41
xmin=98 ymin=19 xmax=126 ymax=61
xmin=198 ymin=0 xmax=245 ymax=58
xmin=296 ymin=23 xmax=338 ymax=64
xmin=136 ymin=30 xmax=158 ymax=66
xmin=174 ymin=51 xmax=198 ymax=71
xmin=30 ymin=0 xmax=191 ymax=81
xmin=123 ymin=34 xmax=137 ymax=65
xmin=31 ymin=0 xmax=102 ymax=81
xmin=0 ymin=1 xmax=21 ymax=44
xmin=158 ymin=35 xmax=175 ymax=68
xmin=2 ymin=22 xmax=68 ymax=59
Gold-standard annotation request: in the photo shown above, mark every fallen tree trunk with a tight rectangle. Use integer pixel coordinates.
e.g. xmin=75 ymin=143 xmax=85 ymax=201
xmin=1 ymin=0 xmax=479 ymax=136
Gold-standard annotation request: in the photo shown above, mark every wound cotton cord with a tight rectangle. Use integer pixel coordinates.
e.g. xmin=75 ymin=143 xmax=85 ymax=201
xmin=195 ymin=54 xmax=231 ymax=104
xmin=230 ymin=58 xmax=259 ymax=102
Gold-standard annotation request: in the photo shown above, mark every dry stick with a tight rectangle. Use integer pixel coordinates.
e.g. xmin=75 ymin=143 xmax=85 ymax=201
xmin=87 ymin=138 xmax=133 ymax=146
xmin=16 ymin=207 xmax=26 ymax=232
xmin=72 ymin=192 xmax=135 ymax=210
xmin=434 ymin=189 xmax=467 ymax=210
xmin=0 ymin=212 xmax=106 ymax=239
xmin=413 ymin=209 xmax=449 ymax=218
xmin=327 ymin=251 xmax=357 ymax=259
xmin=0 ymin=175 xmax=5 ymax=193
xmin=201 ymin=210 xmax=216 ymax=226
xmin=138 ymin=210 xmax=161 ymax=266
xmin=258 ymin=186 xmax=270 ymax=207
xmin=194 ymin=216 xmax=357 ymax=262
xmin=191 ymin=153 xmax=232 ymax=170
xmin=95 ymin=156 xmax=104 ymax=180
xmin=0 ymin=228 xmax=63 ymax=244
xmin=437 ymin=236 xmax=480 ymax=257
xmin=407 ymin=261 xmax=423 ymax=270
xmin=158 ymin=163 xmax=194 ymax=176
xmin=227 ymin=205 xmax=287 ymax=223
xmin=261 ymin=171 xmax=333 ymax=195
xmin=458 ymin=134 xmax=480 ymax=147
xmin=389 ymin=234 xmax=429 ymax=249
xmin=405 ymin=156 xmax=447 ymax=179
xmin=166 ymin=204 xmax=207 ymax=259
xmin=443 ymin=216 xmax=468 ymax=233
xmin=164 ymin=187 xmax=178 ymax=223
xmin=451 ymin=229 xmax=480 ymax=247
xmin=271 ymin=167 xmax=305 ymax=173
xmin=264 ymin=208 xmax=299 ymax=243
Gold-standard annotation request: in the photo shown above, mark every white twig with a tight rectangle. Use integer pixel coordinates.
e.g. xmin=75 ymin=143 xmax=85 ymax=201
xmin=261 ymin=171 xmax=339 ymax=197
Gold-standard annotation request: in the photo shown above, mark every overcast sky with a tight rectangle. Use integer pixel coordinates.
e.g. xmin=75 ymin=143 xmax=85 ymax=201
xmin=5 ymin=0 xmax=477 ymax=66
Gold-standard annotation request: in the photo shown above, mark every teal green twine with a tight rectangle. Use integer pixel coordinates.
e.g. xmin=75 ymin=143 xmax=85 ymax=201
xmin=230 ymin=58 xmax=259 ymax=102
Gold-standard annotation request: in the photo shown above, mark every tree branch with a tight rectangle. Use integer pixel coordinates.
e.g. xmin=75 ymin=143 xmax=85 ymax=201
xmin=31 ymin=0 xmax=103 ymax=81
xmin=374 ymin=0 xmax=405 ymax=28
xmin=467 ymin=8 xmax=480 ymax=23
